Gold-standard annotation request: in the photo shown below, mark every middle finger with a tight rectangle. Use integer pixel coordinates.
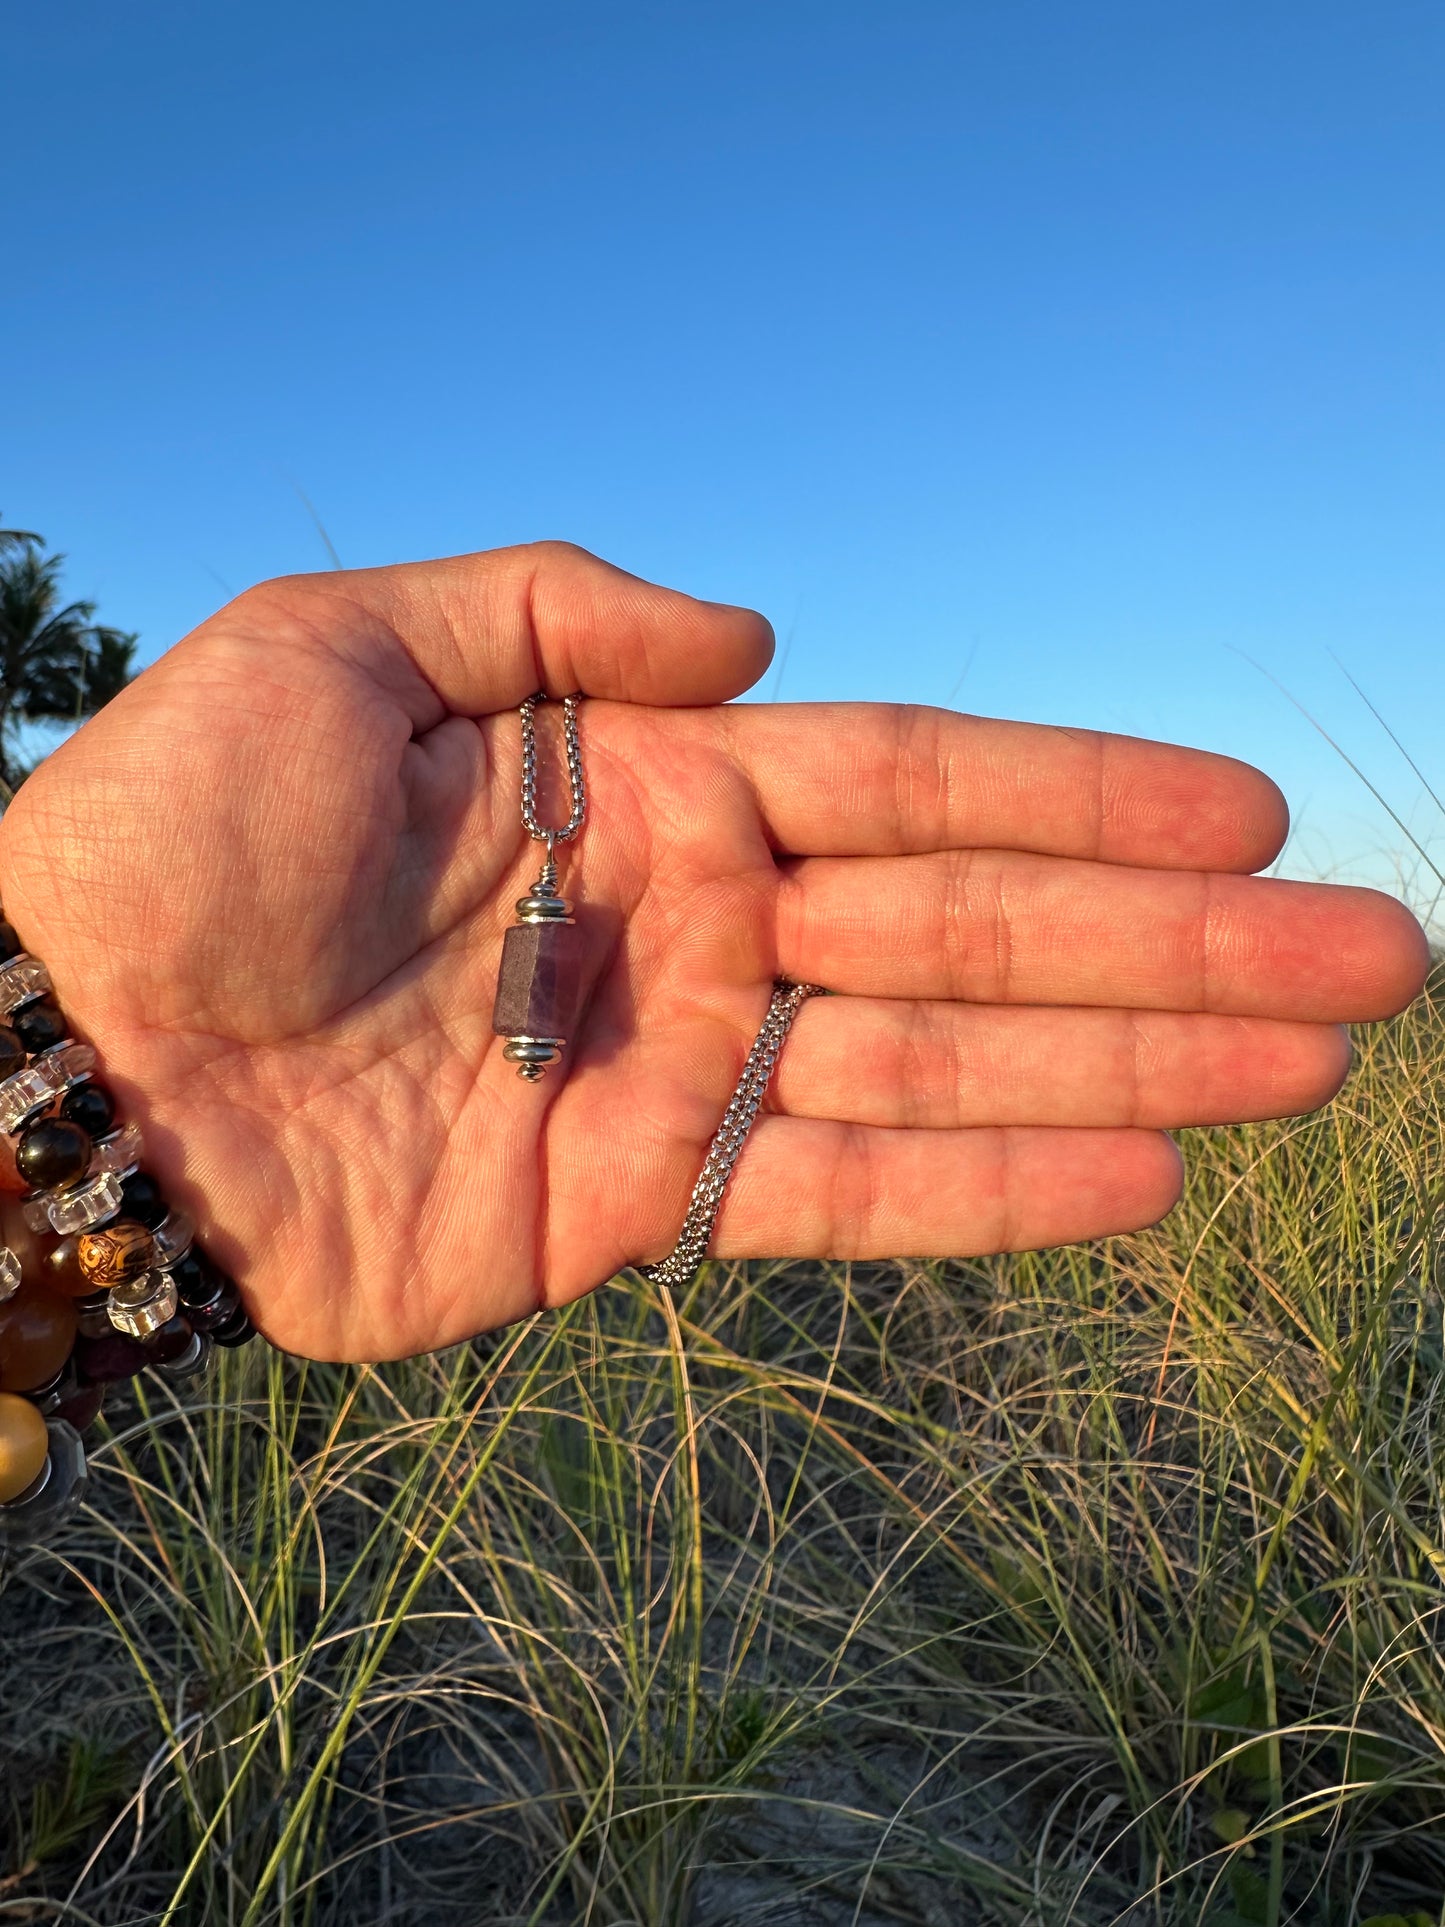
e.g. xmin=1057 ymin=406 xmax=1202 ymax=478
xmin=775 ymin=852 xmax=1425 ymax=1021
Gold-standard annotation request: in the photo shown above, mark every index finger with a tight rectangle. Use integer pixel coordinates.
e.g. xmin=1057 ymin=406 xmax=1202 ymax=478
xmin=721 ymin=703 xmax=1290 ymax=873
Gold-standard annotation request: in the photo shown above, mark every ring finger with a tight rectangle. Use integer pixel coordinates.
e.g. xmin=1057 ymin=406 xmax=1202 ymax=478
xmin=769 ymin=997 xmax=1352 ymax=1129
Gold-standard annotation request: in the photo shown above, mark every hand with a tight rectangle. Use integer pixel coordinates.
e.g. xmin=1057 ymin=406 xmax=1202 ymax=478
xmin=0 ymin=545 xmax=1426 ymax=1361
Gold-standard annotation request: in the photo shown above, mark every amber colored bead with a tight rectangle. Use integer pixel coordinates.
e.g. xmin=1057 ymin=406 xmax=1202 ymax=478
xmin=0 ymin=1023 xmax=24 ymax=1082
xmin=0 ymin=920 xmax=22 ymax=965
xmin=0 ymin=1391 xmax=49 ymax=1502
xmin=14 ymin=1000 xmax=69 ymax=1056
xmin=43 ymin=1235 xmax=101 ymax=1299
xmin=0 ymin=1280 xmax=77 ymax=1393
xmin=76 ymin=1219 xmax=154 ymax=1286
xmin=17 ymin=1117 xmax=92 ymax=1190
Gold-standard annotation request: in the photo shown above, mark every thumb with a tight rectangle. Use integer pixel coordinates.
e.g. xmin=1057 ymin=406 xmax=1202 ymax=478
xmin=226 ymin=540 xmax=775 ymax=717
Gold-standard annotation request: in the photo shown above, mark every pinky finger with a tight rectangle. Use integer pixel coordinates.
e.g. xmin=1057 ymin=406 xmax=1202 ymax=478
xmin=706 ymin=1119 xmax=1184 ymax=1260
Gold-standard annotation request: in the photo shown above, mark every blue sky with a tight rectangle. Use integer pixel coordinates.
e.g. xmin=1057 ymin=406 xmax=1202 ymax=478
xmin=4 ymin=2 xmax=1442 ymax=903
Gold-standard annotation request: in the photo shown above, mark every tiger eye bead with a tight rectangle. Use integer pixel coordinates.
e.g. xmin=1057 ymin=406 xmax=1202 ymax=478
xmin=17 ymin=1118 xmax=92 ymax=1190
xmin=0 ymin=1025 xmax=24 ymax=1083
xmin=77 ymin=1219 xmax=154 ymax=1286
xmin=0 ymin=1391 xmax=50 ymax=1502
xmin=0 ymin=1280 xmax=77 ymax=1393
xmin=14 ymin=1000 xmax=69 ymax=1056
xmin=59 ymin=1082 xmax=115 ymax=1138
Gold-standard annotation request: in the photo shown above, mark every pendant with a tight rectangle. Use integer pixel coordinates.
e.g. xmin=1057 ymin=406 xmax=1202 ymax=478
xmin=492 ymin=842 xmax=586 ymax=1081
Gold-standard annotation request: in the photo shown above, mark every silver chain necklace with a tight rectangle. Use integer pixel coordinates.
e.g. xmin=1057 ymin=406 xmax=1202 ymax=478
xmin=491 ymin=691 xmax=823 ymax=1289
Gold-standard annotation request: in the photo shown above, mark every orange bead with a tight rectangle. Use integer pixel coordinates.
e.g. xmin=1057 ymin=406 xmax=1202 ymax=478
xmin=0 ymin=1391 xmax=49 ymax=1502
xmin=0 ymin=1279 xmax=77 ymax=1392
xmin=42 ymin=1234 xmax=96 ymax=1299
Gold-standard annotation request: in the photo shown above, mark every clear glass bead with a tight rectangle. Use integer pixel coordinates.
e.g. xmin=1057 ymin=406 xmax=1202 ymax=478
xmin=20 ymin=1195 xmax=50 ymax=1234
xmin=152 ymin=1208 xmax=195 ymax=1268
xmin=47 ymin=1169 xmax=123 ymax=1235
xmin=88 ymin=1119 xmax=143 ymax=1178
xmin=0 ymin=1247 xmax=19 ymax=1302
xmin=0 ymin=955 xmax=50 ymax=1017
xmin=0 ymin=1419 xmax=88 ymax=1544
xmin=0 ymin=1044 xmax=97 ymax=1134
xmin=107 ymin=1268 xmax=178 ymax=1340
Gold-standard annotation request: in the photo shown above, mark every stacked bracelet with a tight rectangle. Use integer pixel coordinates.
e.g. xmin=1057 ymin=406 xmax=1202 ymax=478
xmin=0 ymin=911 xmax=256 ymax=1544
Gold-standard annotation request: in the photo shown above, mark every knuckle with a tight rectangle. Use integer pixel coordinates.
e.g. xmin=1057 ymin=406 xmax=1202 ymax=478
xmin=519 ymin=538 xmax=596 ymax=571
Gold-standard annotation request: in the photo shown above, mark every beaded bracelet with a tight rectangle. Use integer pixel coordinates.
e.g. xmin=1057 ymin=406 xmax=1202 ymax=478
xmin=0 ymin=911 xmax=256 ymax=1544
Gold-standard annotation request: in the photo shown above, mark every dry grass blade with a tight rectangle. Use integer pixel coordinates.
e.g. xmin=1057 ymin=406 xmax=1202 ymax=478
xmin=5 ymin=977 xmax=1445 ymax=1925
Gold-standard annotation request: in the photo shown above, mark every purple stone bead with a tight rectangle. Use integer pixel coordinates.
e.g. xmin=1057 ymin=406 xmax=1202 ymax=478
xmin=53 ymin=1383 xmax=104 ymax=1432
xmin=491 ymin=922 xmax=585 ymax=1039
xmin=75 ymin=1331 xmax=150 ymax=1384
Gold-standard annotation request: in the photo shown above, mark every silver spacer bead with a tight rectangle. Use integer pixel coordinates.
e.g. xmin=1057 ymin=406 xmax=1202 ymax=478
xmin=515 ymin=892 xmax=574 ymax=923
xmin=501 ymin=1036 xmax=565 ymax=1081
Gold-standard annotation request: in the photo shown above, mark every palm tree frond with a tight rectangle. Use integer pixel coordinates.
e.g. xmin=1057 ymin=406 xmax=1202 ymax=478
xmin=0 ymin=515 xmax=43 ymax=554
xmin=0 ymin=542 xmax=136 ymax=788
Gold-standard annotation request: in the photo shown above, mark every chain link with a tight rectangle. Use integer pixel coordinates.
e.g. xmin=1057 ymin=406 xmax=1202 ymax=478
xmin=519 ymin=692 xmax=586 ymax=844
xmin=637 ymin=980 xmax=825 ymax=1291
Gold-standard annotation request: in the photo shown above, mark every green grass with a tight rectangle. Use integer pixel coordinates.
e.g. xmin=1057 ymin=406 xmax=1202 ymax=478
xmin=5 ymin=977 xmax=1445 ymax=1925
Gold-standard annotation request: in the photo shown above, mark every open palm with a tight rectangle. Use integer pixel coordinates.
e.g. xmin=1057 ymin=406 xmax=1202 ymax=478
xmin=0 ymin=544 xmax=1426 ymax=1361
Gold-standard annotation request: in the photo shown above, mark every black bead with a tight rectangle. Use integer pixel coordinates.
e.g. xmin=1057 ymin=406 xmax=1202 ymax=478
xmin=17 ymin=1117 xmax=92 ymax=1189
xmin=169 ymin=1249 xmax=220 ymax=1308
xmin=0 ymin=920 xmax=22 ymax=963
xmin=74 ymin=1290 xmax=113 ymax=1339
xmin=60 ymin=1081 xmax=116 ymax=1138
xmin=14 ymin=999 xmax=69 ymax=1056
xmin=0 ymin=1025 xmax=23 ymax=1082
xmin=30 ymin=1360 xmax=79 ymax=1415
xmin=118 ymin=1170 xmax=168 ymax=1230
xmin=143 ymin=1313 xmax=197 ymax=1365
xmin=188 ymin=1277 xmax=241 ymax=1333
xmin=210 ymin=1307 xmax=255 ymax=1348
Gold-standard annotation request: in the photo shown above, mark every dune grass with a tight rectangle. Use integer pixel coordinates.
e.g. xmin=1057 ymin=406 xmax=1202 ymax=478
xmin=4 ymin=975 xmax=1445 ymax=1925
